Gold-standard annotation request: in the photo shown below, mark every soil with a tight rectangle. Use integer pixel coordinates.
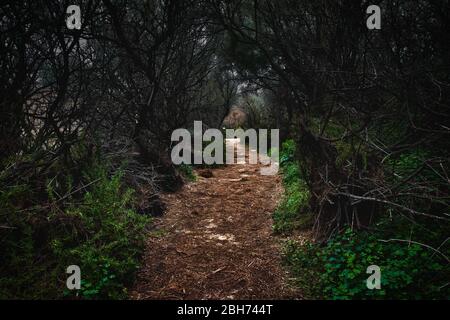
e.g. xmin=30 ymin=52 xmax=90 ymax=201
xmin=130 ymin=141 xmax=301 ymax=299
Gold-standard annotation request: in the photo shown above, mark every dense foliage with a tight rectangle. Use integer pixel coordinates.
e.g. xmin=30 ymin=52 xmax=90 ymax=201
xmin=273 ymin=140 xmax=311 ymax=234
xmin=1 ymin=0 xmax=449 ymax=299
xmin=284 ymin=226 xmax=450 ymax=299
xmin=216 ymin=0 xmax=450 ymax=299
xmin=0 ymin=159 xmax=149 ymax=299
xmin=278 ymin=140 xmax=450 ymax=299
xmin=0 ymin=0 xmax=236 ymax=299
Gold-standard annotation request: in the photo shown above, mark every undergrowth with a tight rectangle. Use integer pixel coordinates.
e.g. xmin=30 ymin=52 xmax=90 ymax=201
xmin=0 ymin=158 xmax=149 ymax=299
xmin=284 ymin=224 xmax=450 ymax=299
xmin=276 ymin=139 xmax=450 ymax=299
xmin=177 ymin=164 xmax=197 ymax=181
xmin=273 ymin=139 xmax=311 ymax=234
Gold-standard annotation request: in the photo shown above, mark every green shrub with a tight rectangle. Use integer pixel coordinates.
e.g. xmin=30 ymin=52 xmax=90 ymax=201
xmin=0 ymin=184 xmax=54 ymax=298
xmin=59 ymin=165 xmax=149 ymax=299
xmin=177 ymin=164 xmax=197 ymax=181
xmin=284 ymin=227 xmax=450 ymax=299
xmin=0 ymin=162 xmax=150 ymax=299
xmin=276 ymin=140 xmax=449 ymax=300
xmin=386 ymin=149 xmax=444 ymax=188
xmin=273 ymin=140 xmax=311 ymax=234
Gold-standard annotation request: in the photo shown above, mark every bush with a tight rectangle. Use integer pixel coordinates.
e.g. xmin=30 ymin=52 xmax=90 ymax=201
xmin=284 ymin=227 xmax=450 ymax=299
xmin=0 ymin=161 xmax=150 ymax=299
xmin=177 ymin=164 xmax=197 ymax=181
xmin=276 ymin=140 xmax=449 ymax=299
xmin=273 ymin=140 xmax=311 ymax=234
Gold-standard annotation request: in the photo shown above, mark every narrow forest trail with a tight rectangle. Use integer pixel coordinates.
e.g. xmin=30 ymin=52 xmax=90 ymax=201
xmin=130 ymin=140 xmax=299 ymax=299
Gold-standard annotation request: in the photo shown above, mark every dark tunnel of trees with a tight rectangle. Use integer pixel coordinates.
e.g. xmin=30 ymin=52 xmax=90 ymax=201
xmin=0 ymin=0 xmax=449 ymax=299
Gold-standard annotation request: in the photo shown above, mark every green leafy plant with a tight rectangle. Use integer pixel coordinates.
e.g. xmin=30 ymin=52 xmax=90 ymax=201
xmin=284 ymin=227 xmax=450 ymax=299
xmin=277 ymin=139 xmax=449 ymax=300
xmin=55 ymin=164 xmax=149 ymax=299
xmin=273 ymin=140 xmax=311 ymax=234
xmin=177 ymin=164 xmax=197 ymax=181
xmin=0 ymin=160 xmax=150 ymax=299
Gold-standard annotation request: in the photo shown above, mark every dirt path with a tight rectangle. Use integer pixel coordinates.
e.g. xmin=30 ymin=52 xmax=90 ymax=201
xmin=131 ymin=141 xmax=298 ymax=299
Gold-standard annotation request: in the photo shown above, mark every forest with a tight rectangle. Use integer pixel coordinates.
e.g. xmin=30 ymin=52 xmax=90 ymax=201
xmin=0 ymin=0 xmax=449 ymax=300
